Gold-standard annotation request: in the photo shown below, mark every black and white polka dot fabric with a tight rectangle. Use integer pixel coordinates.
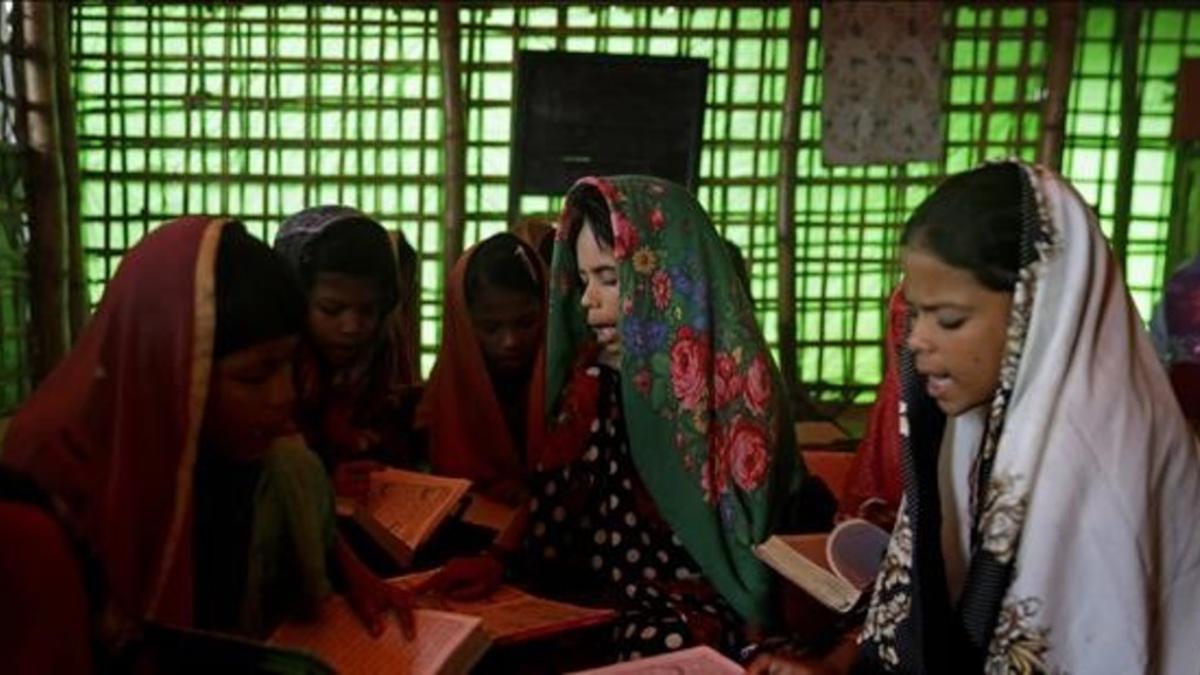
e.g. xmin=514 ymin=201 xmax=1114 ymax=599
xmin=527 ymin=365 xmax=742 ymax=662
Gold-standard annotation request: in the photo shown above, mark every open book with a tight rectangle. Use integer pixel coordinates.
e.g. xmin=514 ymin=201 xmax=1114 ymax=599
xmin=337 ymin=468 xmax=472 ymax=566
xmin=270 ymin=597 xmax=489 ymax=675
xmin=570 ymin=645 xmax=744 ymax=674
xmin=755 ymin=518 xmax=890 ymax=613
xmin=460 ymin=492 xmax=520 ymax=533
xmin=135 ymin=623 xmax=335 ymax=675
xmin=396 ymin=570 xmax=616 ymax=645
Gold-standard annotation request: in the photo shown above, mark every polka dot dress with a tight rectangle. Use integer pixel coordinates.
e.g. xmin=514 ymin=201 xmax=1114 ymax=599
xmin=527 ymin=366 xmax=742 ymax=661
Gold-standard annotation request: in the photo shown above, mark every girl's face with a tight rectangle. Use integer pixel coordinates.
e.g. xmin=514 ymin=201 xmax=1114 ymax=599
xmin=306 ymin=273 xmax=383 ymax=368
xmin=575 ymin=221 xmax=621 ymax=369
xmin=203 ymin=335 xmax=298 ymax=462
xmin=469 ymin=286 xmax=543 ymax=377
xmin=902 ymin=246 xmax=1013 ymax=417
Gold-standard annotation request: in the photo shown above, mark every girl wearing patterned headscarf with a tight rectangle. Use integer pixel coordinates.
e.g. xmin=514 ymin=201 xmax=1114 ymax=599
xmin=505 ymin=176 xmax=802 ymax=662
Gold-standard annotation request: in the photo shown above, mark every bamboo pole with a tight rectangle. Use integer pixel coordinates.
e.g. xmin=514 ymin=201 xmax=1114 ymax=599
xmin=438 ymin=3 xmax=466 ymax=277
xmin=1038 ymin=0 xmax=1080 ymax=171
xmin=52 ymin=1 xmax=86 ymax=338
xmin=1112 ymin=2 xmax=1141 ymax=273
xmin=21 ymin=1 xmax=71 ymax=379
xmin=776 ymin=1 xmax=808 ymax=409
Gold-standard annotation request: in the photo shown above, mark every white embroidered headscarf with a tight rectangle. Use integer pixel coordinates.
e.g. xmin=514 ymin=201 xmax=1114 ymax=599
xmin=857 ymin=160 xmax=1200 ymax=674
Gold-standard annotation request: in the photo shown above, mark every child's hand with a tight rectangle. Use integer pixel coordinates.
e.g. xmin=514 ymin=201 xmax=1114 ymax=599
xmin=856 ymin=498 xmax=896 ymax=532
xmin=417 ymin=554 xmax=505 ymax=602
xmin=333 ymin=459 xmax=385 ymax=501
xmin=345 ymin=566 xmax=416 ymax=639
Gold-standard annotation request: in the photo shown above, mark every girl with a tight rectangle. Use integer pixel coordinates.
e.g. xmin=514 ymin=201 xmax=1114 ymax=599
xmin=416 ymin=232 xmax=547 ymax=504
xmin=522 ymin=176 xmax=801 ymax=661
xmin=751 ymin=161 xmax=1200 ymax=674
xmin=2 ymin=219 xmax=412 ymax=640
xmin=274 ymin=206 xmax=416 ymax=498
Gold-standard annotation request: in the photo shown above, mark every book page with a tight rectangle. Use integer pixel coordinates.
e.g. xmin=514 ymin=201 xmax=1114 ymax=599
xmin=569 ymin=645 xmax=744 ymax=674
xmin=826 ymin=518 xmax=890 ymax=590
xmin=271 ymin=598 xmax=482 ymax=675
xmin=774 ymin=534 xmax=833 ymax=574
xmin=365 ymin=469 xmax=471 ymax=549
xmin=755 ymin=535 xmax=858 ymax=613
xmin=461 ymin=493 xmax=519 ymax=533
xmin=396 ymin=572 xmax=615 ymax=644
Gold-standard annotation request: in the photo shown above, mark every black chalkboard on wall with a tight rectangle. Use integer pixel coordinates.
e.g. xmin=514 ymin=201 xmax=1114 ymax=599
xmin=509 ymin=51 xmax=709 ymax=215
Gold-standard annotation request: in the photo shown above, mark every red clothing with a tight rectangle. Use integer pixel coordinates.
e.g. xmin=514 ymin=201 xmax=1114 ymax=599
xmin=0 ymin=503 xmax=94 ymax=675
xmin=416 ymin=240 xmax=547 ymax=502
xmin=3 ymin=217 xmax=228 ymax=625
xmin=840 ymin=288 xmax=905 ymax=517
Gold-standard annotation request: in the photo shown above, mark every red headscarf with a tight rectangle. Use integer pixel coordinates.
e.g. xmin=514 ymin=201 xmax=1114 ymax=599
xmin=2 ymin=217 xmax=227 ymax=625
xmin=388 ymin=229 xmax=421 ymax=387
xmin=840 ymin=287 xmax=905 ymax=516
xmin=415 ymin=238 xmax=547 ymax=501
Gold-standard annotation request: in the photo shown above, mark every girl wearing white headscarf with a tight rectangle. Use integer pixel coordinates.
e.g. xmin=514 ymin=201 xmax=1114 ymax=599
xmin=753 ymin=161 xmax=1200 ymax=674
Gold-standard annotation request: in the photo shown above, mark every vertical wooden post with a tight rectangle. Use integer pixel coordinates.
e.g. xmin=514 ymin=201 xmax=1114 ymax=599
xmin=438 ymin=2 xmax=466 ymax=277
xmin=53 ymin=2 xmax=86 ymax=337
xmin=21 ymin=1 xmax=71 ymax=378
xmin=777 ymin=1 xmax=808 ymax=406
xmin=1037 ymin=0 xmax=1080 ymax=171
xmin=1112 ymin=3 xmax=1142 ymax=273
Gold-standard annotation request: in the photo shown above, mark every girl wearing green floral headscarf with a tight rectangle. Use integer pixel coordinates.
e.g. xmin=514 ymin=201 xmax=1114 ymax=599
xmin=517 ymin=176 xmax=802 ymax=662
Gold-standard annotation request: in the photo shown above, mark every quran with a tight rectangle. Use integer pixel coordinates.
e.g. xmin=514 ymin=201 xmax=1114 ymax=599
xmin=570 ymin=645 xmax=744 ymax=674
xmin=270 ymin=597 xmax=489 ymax=675
xmin=396 ymin=569 xmax=616 ymax=645
xmin=755 ymin=518 xmax=889 ymax=613
xmin=337 ymin=468 xmax=472 ymax=566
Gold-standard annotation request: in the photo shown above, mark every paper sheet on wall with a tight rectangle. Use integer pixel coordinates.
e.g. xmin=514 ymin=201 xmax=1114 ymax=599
xmin=821 ymin=1 xmax=943 ymax=166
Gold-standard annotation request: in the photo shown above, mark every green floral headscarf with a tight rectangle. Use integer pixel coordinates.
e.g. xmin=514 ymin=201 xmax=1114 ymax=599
xmin=545 ymin=175 xmax=802 ymax=626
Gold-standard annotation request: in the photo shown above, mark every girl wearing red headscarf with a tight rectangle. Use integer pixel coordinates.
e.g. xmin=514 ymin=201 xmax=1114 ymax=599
xmin=2 ymin=218 xmax=412 ymax=643
xmin=415 ymin=232 xmax=547 ymax=505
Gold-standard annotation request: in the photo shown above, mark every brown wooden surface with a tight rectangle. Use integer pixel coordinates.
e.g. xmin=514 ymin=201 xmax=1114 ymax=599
xmin=21 ymin=1 xmax=70 ymax=379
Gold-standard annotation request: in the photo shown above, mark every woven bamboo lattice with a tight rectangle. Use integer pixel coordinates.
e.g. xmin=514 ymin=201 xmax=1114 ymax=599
xmin=0 ymin=1 xmax=31 ymax=412
xmin=1063 ymin=5 xmax=1200 ymax=320
xmin=68 ymin=2 xmax=1200 ymax=405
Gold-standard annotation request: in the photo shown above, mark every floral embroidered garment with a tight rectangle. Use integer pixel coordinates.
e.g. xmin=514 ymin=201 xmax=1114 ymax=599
xmin=543 ymin=175 xmax=802 ymax=628
xmin=856 ymin=161 xmax=1200 ymax=674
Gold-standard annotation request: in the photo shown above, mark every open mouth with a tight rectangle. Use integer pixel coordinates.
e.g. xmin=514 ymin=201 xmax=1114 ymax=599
xmin=923 ymin=373 xmax=952 ymax=399
xmin=591 ymin=324 xmax=617 ymax=345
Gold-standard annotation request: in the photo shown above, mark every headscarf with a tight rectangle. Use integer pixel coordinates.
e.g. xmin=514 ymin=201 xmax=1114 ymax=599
xmin=387 ymin=229 xmax=420 ymax=386
xmin=416 ymin=235 xmax=547 ymax=501
xmin=2 ymin=217 xmax=229 ymax=625
xmin=840 ymin=287 xmax=905 ymax=517
xmin=856 ymin=161 xmax=1200 ymax=674
xmin=545 ymin=175 xmax=801 ymax=626
xmin=274 ymin=206 xmax=408 ymax=464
